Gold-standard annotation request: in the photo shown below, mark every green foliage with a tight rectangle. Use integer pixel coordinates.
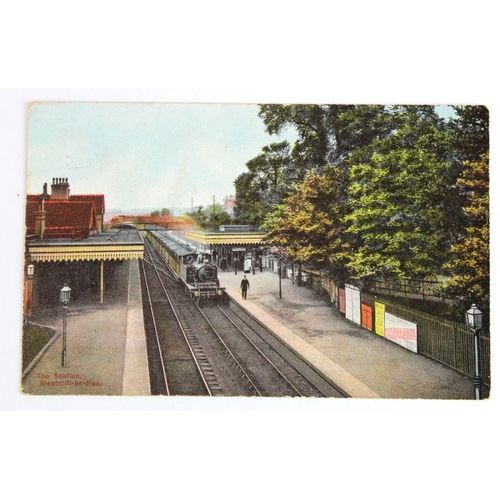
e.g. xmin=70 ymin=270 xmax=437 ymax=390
xmin=241 ymin=104 xmax=489 ymax=314
xmin=347 ymin=149 xmax=452 ymax=278
xmin=442 ymin=153 xmax=489 ymax=311
xmin=160 ymin=208 xmax=171 ymax=216
xmin=185 ymin=204 xmax=231 ymax=229
xmin=263 ymin=165 xmax=351 ymax=278
xmin=234 ymin=141 xmax=296 ymax=225
xmin=150 ymin=210 xmax=160 ymax=217
xmin=237 ymin=105 xmax=400 ymax=226
xmin=451 ymin=105 xmax=489 ymax=163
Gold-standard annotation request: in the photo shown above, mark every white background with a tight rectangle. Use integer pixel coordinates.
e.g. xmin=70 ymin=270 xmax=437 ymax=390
xmin=1 ymin=2 xmax=498 ymax=499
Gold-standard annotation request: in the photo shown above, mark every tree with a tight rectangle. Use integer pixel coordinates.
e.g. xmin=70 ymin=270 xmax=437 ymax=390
xmin=185 ymin=205 xmax=207 ymax=228
xmin=150 ymin=210 xmax=160 ymax=217
xmin=263 ymin=165 xmax=351 ymax=279
xmin=233 ymin=171 xmax=266 ymax=225
xmin=442 ymin=153 xmax=489 ymax=313
xmin=160 ymin=208 xmax=171 ymax=216
xmin=236 ymin=105 xmax=396 ymax=226
xmin=185 ymin=204 xmax=231 ymax=229
xmin=234 ymin=141 xmax=296 ymax=225
xmin=451 ymin=105 xmax=489 ymax=163
xmin=345 ymin=106 xmax=455 ymax=279
xmin=259 ymin=104 xmax=395 ymax=168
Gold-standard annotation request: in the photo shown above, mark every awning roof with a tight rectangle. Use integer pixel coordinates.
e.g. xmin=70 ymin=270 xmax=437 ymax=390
xmin=185 ymin=230 xmax=266 ymax=245
xmin=150 ymin=231 xmax=197 ymax=257
xmin=28 ymin=228 xmax=144 ymax=262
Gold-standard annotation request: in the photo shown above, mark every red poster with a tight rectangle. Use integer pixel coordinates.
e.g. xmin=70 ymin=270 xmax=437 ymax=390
xmin=339 ymin=288 xmax=346 ymax=314
xmin=361 ymin=303 xmax=373 ymax=331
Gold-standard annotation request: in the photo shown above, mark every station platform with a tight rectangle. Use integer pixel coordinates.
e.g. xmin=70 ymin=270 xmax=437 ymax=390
xmin=22 ymin=261 xmax=475 ymax=400
xmin=22 ymin=259 xmax=150 ymax=396
xmin=218 ymin=268 xmax=474 ymax=399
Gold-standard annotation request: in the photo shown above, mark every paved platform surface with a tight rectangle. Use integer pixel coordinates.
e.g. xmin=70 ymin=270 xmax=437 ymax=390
xmin=219 ymin=268 xmax=474 ymax=399
xmin=22 ymin=259 xmax=150 ymax=396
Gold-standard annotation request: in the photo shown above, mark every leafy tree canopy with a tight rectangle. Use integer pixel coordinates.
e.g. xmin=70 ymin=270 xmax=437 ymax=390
xmin=185 ymin=203 xmax=231 ymax=229
xmin=239 ymin=104 xmax=489 ymax=314
xmin=263 ymin=165 xmax=351 ymax=278
xmin=442 ymin=153 xmax=489 ymax=312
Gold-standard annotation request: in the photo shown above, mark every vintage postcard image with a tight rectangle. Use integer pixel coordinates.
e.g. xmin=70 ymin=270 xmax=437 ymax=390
xmin=22 ymin=102 xmax=490 ymax=399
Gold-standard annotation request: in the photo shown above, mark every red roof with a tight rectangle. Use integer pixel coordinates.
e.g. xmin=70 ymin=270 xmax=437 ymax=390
xmin=25 ymin=200 xmax=97 ymax=238
xmin=69 ymin=194 xmax=105 ymax=215
xmin=27 ymin=193 xmax=105 ymax=215
xmin=25 ymin=201 xmax=38 ymax=231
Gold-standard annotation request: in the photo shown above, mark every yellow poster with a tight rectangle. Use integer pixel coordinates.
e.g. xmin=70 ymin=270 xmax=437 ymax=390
xmin=375 ymin=302 xmax=385 ymax=336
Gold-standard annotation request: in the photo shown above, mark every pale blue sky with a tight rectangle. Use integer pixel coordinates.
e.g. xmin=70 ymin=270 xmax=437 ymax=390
xmin=27 ymin=102 xmax=284 ymax=213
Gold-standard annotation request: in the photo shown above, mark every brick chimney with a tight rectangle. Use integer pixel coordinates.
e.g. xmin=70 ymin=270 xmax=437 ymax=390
xmin=34 ymin=199 xmax=46 ymax=239
xmin=51 ymin=177 xmax=70 ymax=200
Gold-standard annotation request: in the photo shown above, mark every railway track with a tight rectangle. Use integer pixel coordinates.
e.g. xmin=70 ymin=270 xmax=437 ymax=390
xmin=141 ymin=237 xmax=345 ymax=398
xmin=140 ymin=244 xmax=212 ymax=396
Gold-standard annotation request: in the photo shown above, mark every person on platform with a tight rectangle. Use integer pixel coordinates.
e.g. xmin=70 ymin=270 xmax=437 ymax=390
xmin=240 ymin=275 xmax=250 ymax=299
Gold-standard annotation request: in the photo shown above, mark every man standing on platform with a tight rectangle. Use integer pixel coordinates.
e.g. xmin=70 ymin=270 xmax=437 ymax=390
xmin=240 ymin=275 xmax=250 ymax=299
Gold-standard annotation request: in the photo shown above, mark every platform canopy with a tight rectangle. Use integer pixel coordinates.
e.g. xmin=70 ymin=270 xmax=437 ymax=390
xmin=185 ymin=229 xmax=266 ymax=246
xmin=28 ymin=229 xmax=144 ymax=262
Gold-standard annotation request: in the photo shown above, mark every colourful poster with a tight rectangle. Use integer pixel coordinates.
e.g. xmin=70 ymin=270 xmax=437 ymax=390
xmin=361 ymin=303 xmax=373 ymax=331
xmin=339 ymin=288 xmax=346 ymax=314
xmin=375 ymin=302 xmax=385 ymax=336
xmin=384 ymin=312 xmax=418 ymax=353
xmin=345 ymin=284 xmax=361 ymax=325
xmin=345 ymin=285 xmax=353 ymax=321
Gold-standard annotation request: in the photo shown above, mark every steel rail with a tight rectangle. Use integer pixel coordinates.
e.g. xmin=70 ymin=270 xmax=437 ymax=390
xmin=216 ymin=304 xmax=304 ymax=396
xmin=139 ymin=258 xmax=170 ymax=395
xmin=143 ymin=240 xmax=213 ymax=396
xmin=143 ymin=258 xmax=176 ymax=280
xmin=196 ymin=306 xmax=262 ymax=396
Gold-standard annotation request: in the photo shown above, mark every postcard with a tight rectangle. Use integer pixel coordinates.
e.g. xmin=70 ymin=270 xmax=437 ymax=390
xmin=22 ymin=102 xmax=489 ymax=399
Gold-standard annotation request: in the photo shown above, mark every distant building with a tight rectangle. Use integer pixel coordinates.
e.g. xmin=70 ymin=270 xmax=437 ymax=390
xmin=222 ymin=195 xmax=236 ymax=217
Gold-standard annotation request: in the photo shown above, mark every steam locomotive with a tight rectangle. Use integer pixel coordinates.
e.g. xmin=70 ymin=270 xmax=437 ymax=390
xmin=146 ymin=230 xmax=224 ymax=302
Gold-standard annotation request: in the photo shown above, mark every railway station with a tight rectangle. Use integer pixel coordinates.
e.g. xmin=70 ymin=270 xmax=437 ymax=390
xmin=22 ymin=251 xmax=474 ymax=398
xmin=22 ymin=179 xmax=485 ymax=399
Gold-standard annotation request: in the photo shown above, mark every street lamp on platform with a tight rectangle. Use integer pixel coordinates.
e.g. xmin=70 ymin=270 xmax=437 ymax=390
xmin=465 ymin=304 xmax=483 ymax=400
xmin=60 ymin=284 xmax=71 ymax=367
xmin=278 ymin=258 xmax=282 ymax=299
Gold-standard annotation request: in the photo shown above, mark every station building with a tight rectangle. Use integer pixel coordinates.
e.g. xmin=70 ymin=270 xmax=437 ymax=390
xmin=181 ymin=225 xmax=267 ymax=269
xmin=24 ymin=179 xmax=144 ymax=316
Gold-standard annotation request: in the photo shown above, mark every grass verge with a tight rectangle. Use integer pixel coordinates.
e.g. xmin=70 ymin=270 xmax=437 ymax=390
xmin=22 ymin=323 xmax=56 ymax=371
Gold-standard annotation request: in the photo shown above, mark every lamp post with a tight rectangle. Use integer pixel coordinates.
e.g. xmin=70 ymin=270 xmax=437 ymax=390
xmin=60 ymin=284 xmax=71 ymax=367
xmin=465 ymin=304 xmax=483 ymax=400
xmin=278 ymin=258 xmax=282 ymax=299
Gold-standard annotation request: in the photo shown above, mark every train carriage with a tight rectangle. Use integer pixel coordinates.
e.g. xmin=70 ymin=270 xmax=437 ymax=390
xmin=146 ymin=230 xmax=224 ymax=303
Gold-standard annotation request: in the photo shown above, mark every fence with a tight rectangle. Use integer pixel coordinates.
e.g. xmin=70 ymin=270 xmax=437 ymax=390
xmin=290 ymin=268 xmax=490 ymax=388
xmin=383 ymin=301 xmax=490 ymax=386
xmin=368 ymin=277 xmax=444 ymax=302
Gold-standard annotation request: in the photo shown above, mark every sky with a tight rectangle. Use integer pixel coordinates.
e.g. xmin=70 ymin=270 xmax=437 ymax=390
xmin=27 ymin=102 xmax=288 ymax=214
xmin=27 ymin=102 xmax=456 ymax=217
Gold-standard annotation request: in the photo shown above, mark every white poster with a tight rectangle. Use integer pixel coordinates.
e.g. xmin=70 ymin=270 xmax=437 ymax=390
xmin=345 ymin=285 xmax=353 ymax=321
xmin=345 ymin=284 xmax=361 ymax=325
xmin=384 ymin=312 xmax=418 ymax=353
